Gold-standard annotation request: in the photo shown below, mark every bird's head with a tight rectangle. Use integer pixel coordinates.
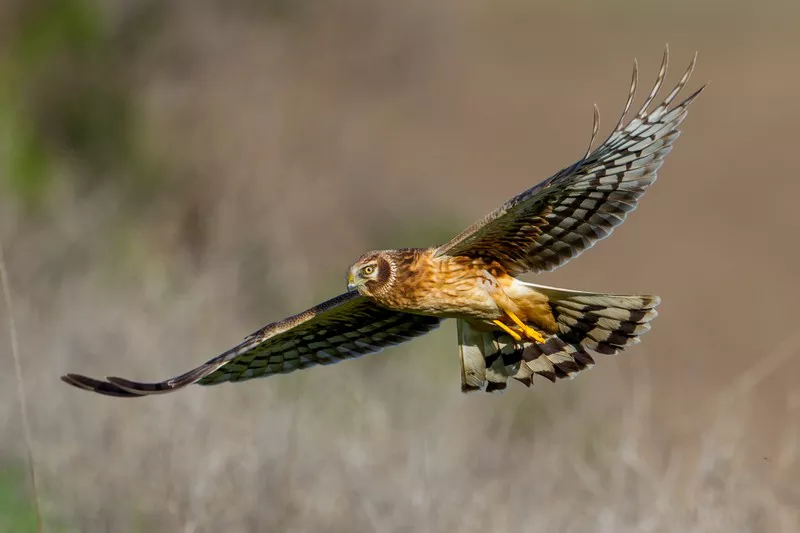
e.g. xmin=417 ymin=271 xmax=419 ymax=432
xmin=347 ymin=250 xmax=394 ymax=297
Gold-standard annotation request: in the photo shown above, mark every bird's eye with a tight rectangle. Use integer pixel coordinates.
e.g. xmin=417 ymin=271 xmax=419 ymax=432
xmin=363 ymin=265 xmax=375 ymax=275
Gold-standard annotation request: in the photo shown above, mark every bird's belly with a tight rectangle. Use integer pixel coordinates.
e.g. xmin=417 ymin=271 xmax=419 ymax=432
xmin=502 ymin=278 xmax=559 ymax=332
xmin=376 ymin=259 xmax=555 ymax=329
xmin=396 ymin=283 xmax=502 ymax=320
xmin=409 ymin=276 xmax=557 ymax=332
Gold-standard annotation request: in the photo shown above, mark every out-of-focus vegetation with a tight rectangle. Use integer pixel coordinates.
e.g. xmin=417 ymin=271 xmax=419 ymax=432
xmin=0 ymin=463 xmax=35 ymax=532
xmin=1 ymin=0 xmax=799 ymax=531
xmin=0 ymin=0 xmax=162 ymax=210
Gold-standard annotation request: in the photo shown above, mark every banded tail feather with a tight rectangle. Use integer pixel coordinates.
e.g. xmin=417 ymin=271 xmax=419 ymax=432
xmin=458 ymin=285 xmax=659 ymax=393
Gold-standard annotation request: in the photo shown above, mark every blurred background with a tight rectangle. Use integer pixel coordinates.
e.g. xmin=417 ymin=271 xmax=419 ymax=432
xmin=1 ymin=0 xmax=799 ymax=531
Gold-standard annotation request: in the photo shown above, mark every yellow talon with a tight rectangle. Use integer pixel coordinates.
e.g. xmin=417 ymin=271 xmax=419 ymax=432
xmin=506 ymin=311 xmax=546 ymax=344
xmin=522 ymin=325 xmax=546 ymax=344
xmin=493 ymin=320 xmax=522 ymax=342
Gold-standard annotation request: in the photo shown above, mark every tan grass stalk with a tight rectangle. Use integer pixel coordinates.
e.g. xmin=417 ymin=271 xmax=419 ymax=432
xmin=0 ymin=244 xmax=43 ymax=533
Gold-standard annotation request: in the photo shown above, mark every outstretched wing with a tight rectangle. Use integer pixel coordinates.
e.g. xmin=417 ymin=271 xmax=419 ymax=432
xmin=435 ymin=48 xmax=705 ymax=274
xmin=61 ymin=291 xmax=441 ymax=397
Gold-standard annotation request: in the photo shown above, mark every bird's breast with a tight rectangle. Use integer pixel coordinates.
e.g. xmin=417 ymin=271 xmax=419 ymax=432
xmin=376 ymin=254 xmax=503 ymax=319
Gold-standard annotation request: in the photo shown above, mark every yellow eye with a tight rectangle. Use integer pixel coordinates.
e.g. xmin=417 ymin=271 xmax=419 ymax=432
xmin=363 ymin=265 xmax=375 ymax=275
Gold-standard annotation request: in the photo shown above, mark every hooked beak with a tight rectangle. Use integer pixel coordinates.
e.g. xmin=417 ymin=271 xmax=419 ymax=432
xmin=347 ymin=272 xmax=357 ymax=291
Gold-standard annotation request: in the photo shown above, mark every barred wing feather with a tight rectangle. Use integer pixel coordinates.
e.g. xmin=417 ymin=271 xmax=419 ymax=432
xmin=61 ymin=291 xmax=441 ymax=397
xmin=435 ymin=48 xmax=705 ymax=274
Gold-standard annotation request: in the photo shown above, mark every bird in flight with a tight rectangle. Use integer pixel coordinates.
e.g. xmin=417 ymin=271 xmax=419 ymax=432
xmin=62 ymin=49 xmax=704 ymax=397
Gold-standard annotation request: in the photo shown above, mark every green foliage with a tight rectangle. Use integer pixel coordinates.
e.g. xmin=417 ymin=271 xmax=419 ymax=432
xmin=14 ymin=0 xmax=103 ymax=66
xmin=0 ymin=464 xmax=38 ymax=533
xmin=0 ymin=0 xmax=100 ymax=208
xmin=0 ymin=0 xmax=166 ymax=211
xmin=0 ymin=93 xmax=51 ymax=207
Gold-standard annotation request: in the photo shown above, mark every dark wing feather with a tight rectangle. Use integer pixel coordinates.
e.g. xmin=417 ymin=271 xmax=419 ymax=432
xmin=435 ymin=48 xmax=705 ymax=274
xmin=61 ymin=291 xmax=441 ymax=397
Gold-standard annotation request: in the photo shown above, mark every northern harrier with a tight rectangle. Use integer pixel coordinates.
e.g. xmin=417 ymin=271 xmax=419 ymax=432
xmin=62 ymin=49 xmax=704 ymax=397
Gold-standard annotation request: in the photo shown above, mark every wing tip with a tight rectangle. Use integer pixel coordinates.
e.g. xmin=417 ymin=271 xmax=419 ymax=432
xmin=61 ymin=373 xmax=145 ymax=398
xmin=582 ymin=104 xmax=601 ymax=160
xmin=105 ymin=376 xmax=160 ymax=394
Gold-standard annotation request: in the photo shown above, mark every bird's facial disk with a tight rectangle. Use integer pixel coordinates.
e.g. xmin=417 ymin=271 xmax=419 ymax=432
xmin=347 ymin=259 xmax=380 ymax=291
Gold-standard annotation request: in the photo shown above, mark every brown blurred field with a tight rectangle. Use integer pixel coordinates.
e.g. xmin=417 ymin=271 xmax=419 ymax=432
xmin=1 ymin=1 xmax=799 ymax=531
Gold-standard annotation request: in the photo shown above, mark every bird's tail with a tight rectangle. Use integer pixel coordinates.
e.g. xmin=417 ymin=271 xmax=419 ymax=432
xmin=457 ymin=286 xmax=659 ymax=393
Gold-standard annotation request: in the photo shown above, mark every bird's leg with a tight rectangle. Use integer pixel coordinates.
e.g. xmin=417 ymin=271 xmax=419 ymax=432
xmin=480 ymin=269 xmax=545 ymax=344
xmin=506 ymin=311 xmax=546 ymax=344
xmin=492 ymin=320 xmax=523 ymax=342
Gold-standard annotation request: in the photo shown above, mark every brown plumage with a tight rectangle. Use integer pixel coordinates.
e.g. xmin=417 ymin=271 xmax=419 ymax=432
xmin=62 ymin=48 xmax=703 ymax=397
xmin=351 ymin=249 xmax=558 ymax=332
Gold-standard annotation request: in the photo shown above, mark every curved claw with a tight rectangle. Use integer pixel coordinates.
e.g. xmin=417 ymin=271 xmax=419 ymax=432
xmin=519 ymin=324 xmax=546 ymax=344
xmin=493 ymin=320 xmax=523 ymax=342
xmin=505 ymin=311 xmax=547 ymax=344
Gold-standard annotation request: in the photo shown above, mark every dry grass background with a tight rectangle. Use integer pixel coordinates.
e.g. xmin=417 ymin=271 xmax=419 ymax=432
xmin=1 ymin=0 xmax=799 ymax=531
